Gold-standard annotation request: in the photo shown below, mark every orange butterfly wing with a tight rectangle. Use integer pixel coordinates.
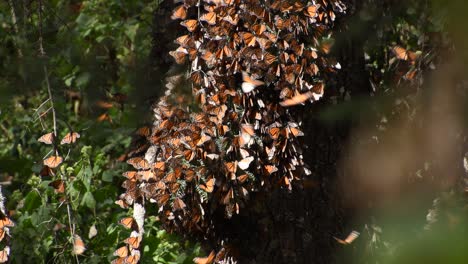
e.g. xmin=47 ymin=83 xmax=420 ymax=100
xmin=124 ymin=236 xmax=141 ymax=249
xmin=72 ymin=234 xmax=86 ymax=255
xmin=113 ymin=246 xmax=129 ymax=257
xmin=119 ymin=217 xmax=136 ymax=229
xmin=43 ymin=155 xmax=63 ymax=168
xmin=38 ymin=132 xmax=54 ymax=144
xmin=279 ymin=92 xmax=313 ymax=107
xmin=61 ymin=132 xmax=80 ymax=144
xmin=171 ymin=5 xmax=187 ymax=20
xmin=193 ymin=250 xmax=215 ymax=264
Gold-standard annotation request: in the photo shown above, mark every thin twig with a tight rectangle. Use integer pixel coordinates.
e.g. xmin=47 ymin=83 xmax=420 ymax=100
xmin=34 ymin=98 xmax=51 ymax=112
xmin=38 ymin=2 xmax=79 ymax=263
xmin=7 ymin=0 xmax=23 ymax=58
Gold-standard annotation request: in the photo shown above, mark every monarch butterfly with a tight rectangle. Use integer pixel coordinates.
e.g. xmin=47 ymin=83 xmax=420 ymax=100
xmin=0 ymin=229 xmax=4 ymax=241
xmin=72 ymin=234 xmax=86 ymax=255
xmin=289 ymin=127 xmax=304 ymax=137
xmin=156 ymin=193 xmax=170 ymax=206
xmin=60 ymin=132 xmax=80 ymax=145
xmin=126 ymin=157 xmax=150 ymax=170
xmin=268 ymin=127 xmax=281 ymax=140
xmin=43 ymin=155 xmax=63 ymax=168
xmin=241 ymin=32 xmax=257 ymax=47
xmin=124 ymin=236 xmax=141 ymax=249
xmin=135 ymin=126 xmax=151 ymax=137
xmin=238 ymin=157 xmax=254 ymax=170
xmin=0 ymin=215 xmax=14 ymax=229
xmin=392 ymin=46 xmax=418 ymax=61
xmin=111 ymin=257 xmax=125 ymax=264
xmin=139 ymin=170 xmax=155 ymax=181
xmin=0 ymin=246 xmax=9 ymax=263
xmin=119 ymin=217 xmax=136 ymax=230
xmin=239 ymin=148 xmax=250 ymax=159
xmin=252 ymin=24 xmax=266 ymax=35
xmin=193 ymin=250 xmax=215 ymax=264
xmin=279 ymin=91 xmax=314 ymax=107
xmin=223 ymin=14 xmax=239 ymax=25
xmin=304 ymin=5 xmax=320 ymax=18
xmin=180 ymin=19 xmax=198 ymax=32
xmin=200 ymin=12 xmax=217 ymax=25
xmin=115 ymin=199 xmax=129 ymax=209
xmin=225 ymin=161 xmax=237 ymax=174
xmin=264 ymin=165 xmax=278 ymax=174
xmin=171 ymin=5 xmax=187 ymax=20
xmin=263 ymin=52 xmax=277 ymax=64
xmin=96 ymin=100 xmax=114 ymax=109
xmin=222 ymin=188 xmax=234 ymax=205
xmin=38 ymin=132 xmax=54 ymax=144
xmin=49 ymin=179 xmax=65 ymax=193
xmin=199 ymin=178 xmax=215 ymax=193
xmin=197 ymin=133 xmax=212 ymax=146
xmin=319 ymin=40 xmax=333 ymax=55
xmin=40 ymin=165 xmax=53 ymax=177
xmin=237 ymin=174 xmax=248 ymax=184
xmin=185 ymin=169 xmax=196 ymax=182
xmin=173 ymin=197 xmax=186 ymax=211
xmin=169 ymin=50 xmax=187 ymax=64
xmin=334 ymin=231 xmax=360 ymax=245
xmin=113 ymin=246 xmax=129 ymax=258
xmin=123 ymin=171 xmax=139 ymax=181
xmin=124 ymin=253 xmax=141 ymax=264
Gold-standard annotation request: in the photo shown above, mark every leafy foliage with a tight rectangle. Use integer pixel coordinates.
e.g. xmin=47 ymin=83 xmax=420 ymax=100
xmin=0 ymin=0 xmax=199 ymax=263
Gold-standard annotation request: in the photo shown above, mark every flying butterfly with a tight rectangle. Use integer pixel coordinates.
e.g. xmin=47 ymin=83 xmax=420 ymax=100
xmin=241 ymin=71 xmax=265 ymax=93
xmin=60 ymin=132 xmax=80 ymax=145
xmin=334 ymin=231 xmax=360 ymax=245
xmin=43 ymin=155 xmax=63 ymax=168
xmin=279 ymin=92 xmax=313 ymax=107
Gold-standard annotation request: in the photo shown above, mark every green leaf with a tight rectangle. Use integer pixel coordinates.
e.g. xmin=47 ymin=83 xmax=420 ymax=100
xmin=102 ymin=170 xmax=114 ymax=182
xmin=23 ymin=191 xmax=42 ymax=213
xmin=82 ymin=191 xmax=96 ymax=209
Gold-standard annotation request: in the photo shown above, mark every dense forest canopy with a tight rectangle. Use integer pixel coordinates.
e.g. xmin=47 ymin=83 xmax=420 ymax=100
xmin=0 ymin=0 xmax=467 ymax=263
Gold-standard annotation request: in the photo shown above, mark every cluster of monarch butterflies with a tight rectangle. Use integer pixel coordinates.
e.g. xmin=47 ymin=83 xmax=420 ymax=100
xmin=38 ymin=130 xmax=85 ymax=257
xmin=38 ymin=131 xmax=80 ymax=194
xmin=111 ymin=216 xmax=141 ymax=264
xmin=118 ymin=0 xmax=347 ymax=262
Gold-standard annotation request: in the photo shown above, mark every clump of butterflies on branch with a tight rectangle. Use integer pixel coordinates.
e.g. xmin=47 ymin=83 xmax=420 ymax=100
xmin=115 ymin=0 xmax=347 ymax=263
